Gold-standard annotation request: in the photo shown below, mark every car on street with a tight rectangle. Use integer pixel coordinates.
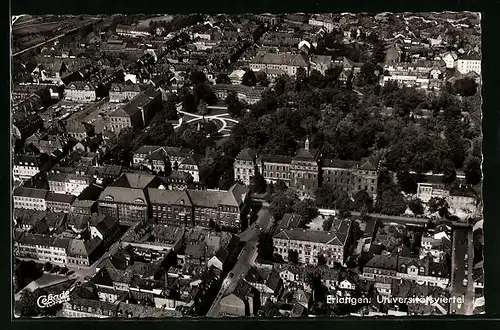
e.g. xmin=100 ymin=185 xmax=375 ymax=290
xmin=462 ymin=279 xmax=468 ymax=287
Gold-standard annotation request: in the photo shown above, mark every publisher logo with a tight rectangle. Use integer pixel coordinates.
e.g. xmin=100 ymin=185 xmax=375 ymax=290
xmin=36 ymin=291 xmax=70 ymax=308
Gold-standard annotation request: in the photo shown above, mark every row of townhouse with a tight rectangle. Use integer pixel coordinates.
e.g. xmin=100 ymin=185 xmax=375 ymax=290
xmin=132 ymin=145 xmax=200 ymax=182
xmin=416 ymin=182 xmax=479 ymax=215
xmin=234 ymin=141 xmax=381 ymax=199
xmin=108 ymin=88 xmax=162 ymax=134
xmin=441 ymin=52 xmax=481 ymax=75
xmin=212 ymin=84 xmax=267 ymax=105
xmin=361 ymin=254 xmax=450 ymax=290
xmin=13 ymin=153 xmax=52 ymax=181
xmin=14 ymin=214 xmax=119 ymax=266
xmin=380 ymin=61 xmax=445 ymax=90
xmin=273 ymin=219 xmax=352 ymax=268
xmin=97 ymin=172 xmax=250 ymax=229
xmin=14 ymin=232 xmax=101 ymax=266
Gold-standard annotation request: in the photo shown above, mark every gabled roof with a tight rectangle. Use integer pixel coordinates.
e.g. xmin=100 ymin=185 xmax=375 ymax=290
xmin=252 ymin=52 xmax=309 ymax=67
xmin=99 ymin=186 xmax=147 ymax=205
xmin=147 ymin=188 xmax=192 ymax=206
xmin=67 ymin=238 xmax=100 ymax=257
xmin=364 ymin=255 xmax=399 ymax=271
xmin=236 ymin=148 xmax=257 ymax=161
xmin=90 ymin=214 xmax=118 ymax=236
xmin=111 ymin=172 xmax=158 ymax=189
xmin=258 ymin=154 xmax=292 ymax=164
xmin=293 ymin=147 xmax=320 ymax=161
xmin=14 ymin=187 xmax=48 ymax=199
xmin=274 ymin=229 xmax=346 ymax=246
xmin=320 ymin=158 xmax=358 ymax=169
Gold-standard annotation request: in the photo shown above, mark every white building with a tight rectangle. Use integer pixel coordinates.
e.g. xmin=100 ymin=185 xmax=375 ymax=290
xmin=13 ymin=187 xmax=48 ymax=211
xmin=416 ymin=182 xmax=450 ymax=203
xmin=456 ymin=57 xmax=481 ymax=75
xmin=441 ymin=52 xmax=458 ymax=69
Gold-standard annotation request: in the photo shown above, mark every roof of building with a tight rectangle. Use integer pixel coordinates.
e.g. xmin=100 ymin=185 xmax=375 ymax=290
xmin=259 ymin=154 xmax=292 ymax=164
xmin=252 ymin=52 xmax=308 ymax=67
xmin=99 ymin=186 xmax=147 ymax=205
xmin=111 ymin=172 xmax=158 ymax=189
xmin=109 ymin=88 xmax=161 ymax=118
xmin=364 ymin=255 xmax=399 ymax=271
xmin=110 ymin=83 xmax=142 ymax=93
xmin=320 ymin=158 xmax=359 ymax=169
xmin=148 ymin=188 xmax=192 ymax=206
xmin=278 ymin=213 xmax=303 ymax=230
xmin=274 ymin=227 xmax=349 ymax=246
xmin=236 ymin=148 xmax=257 ymax=161
xmin=90 ymin=214 xmax=118 ymax=236
xmin=45 ymin=192 xmax=77 ymax=204
xmin=67 ymin=238 xmax=100 ymax=257
xmin=293 ymin=147 xmax=320 ymax=161
xmin=14 ymin=186 xmax=48 ymax=199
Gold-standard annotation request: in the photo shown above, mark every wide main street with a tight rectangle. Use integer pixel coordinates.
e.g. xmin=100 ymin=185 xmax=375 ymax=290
xmin=449 ymin=227 xmax=474 ymax=315
xmin=206 ymin=206 xmax=274 ymax=317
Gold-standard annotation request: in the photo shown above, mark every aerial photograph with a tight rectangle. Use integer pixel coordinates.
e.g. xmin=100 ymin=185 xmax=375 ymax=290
xmin=10 ymin=12 xmax=483 ymax=318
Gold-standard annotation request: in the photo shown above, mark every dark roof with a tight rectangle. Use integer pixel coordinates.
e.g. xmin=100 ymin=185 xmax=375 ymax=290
xmin=259 ymin=154 xmax=292 ymax=164
xmin=14 ymin=187 xmax=48 ymax=199
xmin=278 ymin=213 xmax=303 ymax=230
xmin=320 ymin=158 xmax=358 ymax=169
xmin=90 ymin=214 xmax=118 ymax=235
xmin=364 ymin=255 xmax=399 ymax=271
xmin=111 ymin=172 xmax=158 ymax=189
xmin=148 ymin=188 xmax=192 ymax=206
xmin=46 ymin=192 xmax=76 ymax=204
xmin=235 ymin=148 xmax=257 ymax=161
xmin=293 ymin=147 xmax=320 ymax=161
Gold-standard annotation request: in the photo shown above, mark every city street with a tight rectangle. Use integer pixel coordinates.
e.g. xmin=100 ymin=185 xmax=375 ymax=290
xmin=449 ymin=227 xmax=474 ymax=315
xmin=206 ymin=207 xmax=273 ymax=316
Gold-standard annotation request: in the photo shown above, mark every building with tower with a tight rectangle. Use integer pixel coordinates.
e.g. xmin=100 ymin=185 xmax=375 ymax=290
xmin=289 ymin=138 xmax=321 ymax=198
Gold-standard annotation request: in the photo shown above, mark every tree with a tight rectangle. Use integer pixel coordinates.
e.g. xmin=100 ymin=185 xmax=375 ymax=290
xmin=189 ymin=69 xmax=207 ymax=85
xmin=375 ymin=185 xmax=407 ymax=216
xmin=315 ymin=184 xmax=336 ymax=209
xmin=182 ymin=92 xmax=197 ymax=113
xmin=18 ymin=289 xmax=41 ymax=317
xmin=293 ymin=199 xmax=319 ymax=227
xmin=241 ymin=69 xmax=257 ymax=86
xmin=397 ymin=170 xmax=417 ymax=194
xmin=359 ymin=62 xmax=378 ymax=85
xmin=335 ymin=191 xmax=352 ymax=218
xmin=198 ymin=101 xmax=209 ymax=115
xmin=250 ymin=173 xmax=267 ymax=194
xmin=464 ymin=156 xmax=482 ymax=185
xmin=160 ymin=99 xmax=179 ymax=121
xmin=371 ymin=39 xmax=387 ymax=64
xmin=428 ymin=197 xmax=450 ymax=218
xmin=216 ymin=73 xmax=231 ymax=84
xmin=322 ymin=216 xmax=334 ymax=231
xmin=454 ymin=77 xmax=478 ymax=97
xmin=257 ymin=232 xmax=275 ymax=261
xmin=353 ymin=190 xmax=374 ymax=212
xmin=225 ymin=91 xmax=242 ymax=117
xmin=219 ymin=168 xmax=235 ymax=190
xmin=269 ymin=190 xmax=297 ymax=220
xmin=256 ymin=71 xmax=270 ymax=87
xmin=288 ymin=249 xmax=299 ymax=264
xmin=408 ymin=198 xmax=424 ymax=215
xmin=43 ymin=262 xmax=52 ymax=272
